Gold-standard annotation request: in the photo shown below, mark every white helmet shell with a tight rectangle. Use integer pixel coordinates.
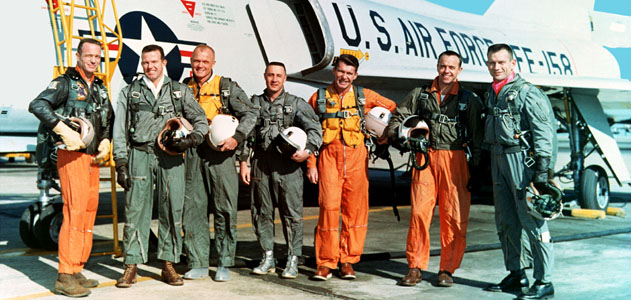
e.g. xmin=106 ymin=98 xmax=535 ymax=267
xmin=398 ymin=115 xmax=429 ymax=140
xmin=69 ymin=116 xmax=95 ymax=147
xmin=365 ymin=107 xmax=391 ymax=138
xmin=207 ymin=114 xmax=239 ymax=150
xmin=276 ymin=126 xmax=307 ymax=156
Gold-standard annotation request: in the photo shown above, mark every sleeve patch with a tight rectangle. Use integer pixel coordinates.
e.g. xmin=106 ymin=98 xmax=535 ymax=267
xmin=47 ymin=81 xmax=59 ymax=90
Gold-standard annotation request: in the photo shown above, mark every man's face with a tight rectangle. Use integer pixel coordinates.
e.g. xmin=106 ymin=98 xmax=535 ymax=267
xmin=264 ymin=65 xmax=286 ymax=94
xmin=332 ymin=61 xmax=358 ymax=91
xmin=141 ymin=50 xmax=166 ymax=82
xmin=191 ymin=48 xmax=215 ymax=81
xmin=487 ymin=49 xmax=516 ymax=82
xmin=437 ymin=55 xmax=462 ymax=86
xmin=76 ymin=43 xmax=101 ymax=76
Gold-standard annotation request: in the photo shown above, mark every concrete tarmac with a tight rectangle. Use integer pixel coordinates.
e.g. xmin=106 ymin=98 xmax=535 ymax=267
xmin=1 ymin=140 xmax=631 ymax=300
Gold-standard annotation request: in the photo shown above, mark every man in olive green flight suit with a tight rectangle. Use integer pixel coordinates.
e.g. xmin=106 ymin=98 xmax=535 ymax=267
xmin=112 ymin=44 xmax=208 ymax=288
xmin=181 ymin=44 xmax=258 ymax=281
xmin=239 ymin=61 xmax=322 ymax=279
xmin=482 ymin=44 xmax=556 ymax=300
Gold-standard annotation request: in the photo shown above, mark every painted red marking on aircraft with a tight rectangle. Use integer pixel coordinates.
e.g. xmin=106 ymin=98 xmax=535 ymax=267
xmin=181 ymin=50 xmax=193 ymax=57
xmin=181 ymin=0 xmax=196 ymax=18
xmin=108 ymin=44 xmax=119 ymax=51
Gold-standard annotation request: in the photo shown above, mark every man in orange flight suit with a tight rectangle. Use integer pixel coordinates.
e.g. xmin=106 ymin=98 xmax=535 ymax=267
xmin=307 ymin=54 xmax=396 ymax=281
xmin=385 ymin=50 xmax=484 ymax=287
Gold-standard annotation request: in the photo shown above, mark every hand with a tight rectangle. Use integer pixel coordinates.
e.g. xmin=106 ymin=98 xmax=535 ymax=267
xmin=93 ymin=139 xmax=110 ymax=163
xmin=219 ymin=137 xmax=238 ymax=152
xmin=239 ymin=161 xmax=251 ymax=185
xmin=307 ymin=167 xmax=318 ymax=184
xmin=291 ymin=150 xmax=310 ymax=163
xmin=168 ymin=133 xmax=202 ymax=153
xmin=53 ymin=120 xmax=85 ymax=151
xmin=116 ymin=164 xmax=131 ymax=191
xmin=532 ymin=156 xmax=551 ymax=184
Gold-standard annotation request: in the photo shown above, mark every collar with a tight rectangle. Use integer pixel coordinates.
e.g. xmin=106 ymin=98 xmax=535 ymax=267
xmin=492 ymin=72 xmax=515 ymax=95
xmin=142 ymin=75 xmax=166 ymax=98
xmin=430 ymin=76 xmax=459 ymax=96
xmin=75 ymin=66 xmax=95 ymax=85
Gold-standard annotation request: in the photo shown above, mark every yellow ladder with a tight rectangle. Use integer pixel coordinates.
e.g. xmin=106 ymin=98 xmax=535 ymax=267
xmin=46 ymin=0 xmax=123 ymax=257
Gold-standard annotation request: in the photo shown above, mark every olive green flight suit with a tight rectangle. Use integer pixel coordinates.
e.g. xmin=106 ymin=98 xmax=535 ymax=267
xmin=112 ymin=76 xmax=208 ymax=265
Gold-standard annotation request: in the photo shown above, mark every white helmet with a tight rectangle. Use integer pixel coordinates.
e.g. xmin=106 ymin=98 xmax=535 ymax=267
xmin=526 ymin=182 xmax=563 ymax=221
xmin=398 ymin=115 xmax=429 ymax=140
xmin=68 ymin=116 xmax=95 ymax=147
xmin=365 ymin=107 xmax=391 ymax=138
xmin=157 ymin=117 xmax=193 ymax=155
xmin=207 ymin=114 xmax=239 ymax=150
xmin=276 ymin=126 xmax=307 ymax=156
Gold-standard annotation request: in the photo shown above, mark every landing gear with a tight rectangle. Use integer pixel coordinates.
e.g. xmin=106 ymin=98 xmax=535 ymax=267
xmin=19 ymin=169 xmax=63 ymax=250
xmin=19 ymin=203 xmax=42 ymax=249
xmin=33 ymin=202 xmax=63 ymax=250
xmin=579 ymin=165 xmax=610 ymax=210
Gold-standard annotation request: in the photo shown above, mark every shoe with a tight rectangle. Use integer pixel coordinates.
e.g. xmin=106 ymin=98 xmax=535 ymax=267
xmin=400 ymin=268 xmax=422 ymax=286
xmin=485 ymin=270 xmax=529 ymax=293
xmin=115 ymin=264 xmax=137 ymax=288
xmin=281 ymin=256 xmax=299 ymax=279
xmin=54 ymin=273 xmax=91 ymax=297
xmin=214 ymin=266 xmax=230 ymax=281
xmin=437 ymin=270 xmax=453 ymax=287
xmin=184 ymin=267 xmax=208 ymax=280
xmin=340 ymin=263 xmax=356 ymax=280
xmin=72 ymin=272 xmax=99 ymax=288
xmin=518 ymin=281 xmax=555 ymax=299
xmin=311 ymin=266 xmax=332 ymax=281
xmin=252 ymin=251 xmax=276 ymax=275
xmin=161 ymin=261 xmax=183 ymax=286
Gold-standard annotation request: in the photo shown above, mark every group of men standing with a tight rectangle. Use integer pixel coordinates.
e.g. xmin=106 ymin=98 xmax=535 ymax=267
xmin=30 ymin=37 xmax=556 ymax=300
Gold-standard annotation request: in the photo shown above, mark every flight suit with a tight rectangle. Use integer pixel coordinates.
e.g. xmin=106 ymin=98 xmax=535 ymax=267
xmin=181 ymin=74 xmax=257 ymax=268
xmin=483 ymin=73 xmax=555 ymax=282
xmin=29 ymin=67 xmax=113 ymax=275
xmin=112 ymin=75 xmax=208 ymax=265
xmin=385 ymin=79 xmax=484 ymax=274
xmin=240 ymin=90 xmax=322 ymax=257
xmin=307 ymin=85 xmax=396 ymax=269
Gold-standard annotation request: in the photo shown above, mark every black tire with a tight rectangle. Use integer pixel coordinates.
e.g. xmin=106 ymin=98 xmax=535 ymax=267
xmin=579 ymin=165 xmax=610 ymax=210
xmin=33 ymin=202 xmax=64 ymax=251
xmin=19 ymin=203 xmax=42 ymax=249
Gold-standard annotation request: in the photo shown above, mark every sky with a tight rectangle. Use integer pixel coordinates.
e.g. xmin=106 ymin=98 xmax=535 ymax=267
xmin=426 ymin=0 xmax=631 ymax=79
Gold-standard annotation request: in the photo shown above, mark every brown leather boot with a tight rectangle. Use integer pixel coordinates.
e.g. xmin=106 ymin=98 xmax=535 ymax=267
xmin=161 ymin=261 xmax=183 ymax=286
xmin=116 ymin=264 xmax=137 ymax=288
xmin=401 ymin=268 xmax=422 ymax=286
xmin=73 ymin=272 xmax=99 ymax=288
xmin=55 ymin=273 xmax=91 ymax=297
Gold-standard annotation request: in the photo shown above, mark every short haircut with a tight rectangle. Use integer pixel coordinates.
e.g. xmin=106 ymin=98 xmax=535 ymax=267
xmin=334 ymin=54 xmax=359 ymax=71
xmin=438 ymin=50 xmax=462 ymax=67
xmin=142 ymin=44 xmax=165 ymax=60
xmin=487 ymin=43 xmax=513 ymax=60
xmin=193 ymin=44 xmax=215 ymax=56
xmin=77 ymin=38 xmax=101 ymax=54
xmin=266 ymin=61 xmax=286 ymax=73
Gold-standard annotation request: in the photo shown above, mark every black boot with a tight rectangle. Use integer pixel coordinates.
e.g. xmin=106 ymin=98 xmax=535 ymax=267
xmin=485 ymin=269 xmax=529 ymax=293
xmin=518 ymin=280 xmax=554 ymax=299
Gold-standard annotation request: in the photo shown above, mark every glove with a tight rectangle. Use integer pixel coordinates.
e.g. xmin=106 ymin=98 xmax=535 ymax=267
xmin=116 ymin=164 xmax=131 ymax=191
xmin=94 ymin=139 xmax=110 ymax=162
xmin=53 ymin=120 xmax=85 ymax=151
xmin=532 ymin=156 xmax=551 ymax=192
xmin=466 ymin=164 xmax=480 ymax=192
xmin=168 ymin=132 xmax=202 ymax=153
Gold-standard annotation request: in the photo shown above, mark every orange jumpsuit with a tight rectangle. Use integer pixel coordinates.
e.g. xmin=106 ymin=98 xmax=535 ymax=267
xmin=308 ymin=85 xmax=396 ymax=269
xmin=57 ymin=149 xmax=100 ymax=274
xmin=405 ymin=80 xmax=474 ymax=274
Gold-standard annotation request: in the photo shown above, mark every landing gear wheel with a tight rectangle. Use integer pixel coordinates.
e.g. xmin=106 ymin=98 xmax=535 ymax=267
xmin=19 ymin=203 xmax=42 ymax=249
xmin=579 ymin=165 xmax=610 ymax=210
xmin=32 ymin=202 xmax=63 ymax=251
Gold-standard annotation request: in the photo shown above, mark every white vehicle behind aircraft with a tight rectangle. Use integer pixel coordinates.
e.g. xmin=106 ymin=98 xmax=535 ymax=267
xmin=3 ymin=0 xmax=631 ymax=248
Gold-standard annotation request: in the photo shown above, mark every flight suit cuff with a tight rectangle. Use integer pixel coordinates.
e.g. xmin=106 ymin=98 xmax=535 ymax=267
xmin=306 ymin=153 xmax=317 ymax=169
xmin=114 ymin=158 xmax=128 ymax=167
xmin=233 ymin=131 xmax=245 ymax=144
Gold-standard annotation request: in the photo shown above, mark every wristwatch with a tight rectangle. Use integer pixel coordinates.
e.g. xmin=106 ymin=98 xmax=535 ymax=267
xmin=305 ymin=149 xmax=313 ymax=155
